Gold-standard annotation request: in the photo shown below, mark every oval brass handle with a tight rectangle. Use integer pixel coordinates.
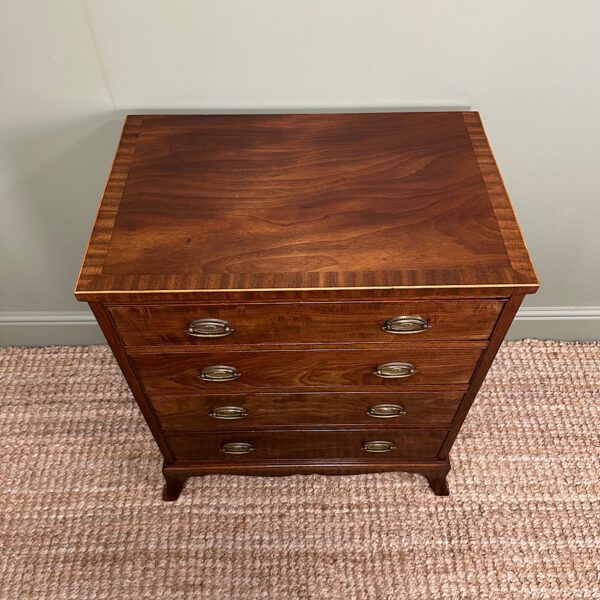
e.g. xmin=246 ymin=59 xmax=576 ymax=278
xmin=367 ymin=403 xmax=407 ymax=418
xmin=363 ymin=440 xmax=396 ymax=453
xmin=186 ymin=318 xmax=234 ymax=338
xmin=383 ymin=315 xmax=430 ymax=334
xmin=209 ymin=406 xmax=248 ymax=420
xmin=373 ymin=362 xmax=416 ymax=379
xmin=199 ymin=365 xmax=241 ymax=382
xmin=221 ymin=442 xmax=254 ymax=455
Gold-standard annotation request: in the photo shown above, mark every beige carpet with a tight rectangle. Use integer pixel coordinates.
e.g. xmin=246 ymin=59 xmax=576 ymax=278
xmin=0 ymin=341 xmax=598 ymax=599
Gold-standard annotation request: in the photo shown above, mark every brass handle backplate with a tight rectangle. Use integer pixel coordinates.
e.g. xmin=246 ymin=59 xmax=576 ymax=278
xmin=186 ymin=318 xmax=234 ymax=338
xmin=363 ymin=440 xmax=396 ymax=453
xmin=383 ymin=315 xmax=430 ymax=334
xmin=367 ymin=403 xmax=407 ymax=418
xmin=373 ymin=362 xmax=416 ymax=379
xmin=199 ymin=365 xmax=241 ymax=382
xmin=221 ymin=442 xmax=254 ymax=455
xmin=209 ymin=406 xmax=248 ymax=420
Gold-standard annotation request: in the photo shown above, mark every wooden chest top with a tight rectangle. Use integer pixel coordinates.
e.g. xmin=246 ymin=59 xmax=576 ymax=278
xmin=75 ymin=112 xmax=538 ymax=300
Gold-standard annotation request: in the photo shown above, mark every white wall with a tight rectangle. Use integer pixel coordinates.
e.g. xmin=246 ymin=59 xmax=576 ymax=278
xmin=1 ymin=0 xmax=599 ymax=343
xmin=0 ymin=0 xmax=120 ymax=313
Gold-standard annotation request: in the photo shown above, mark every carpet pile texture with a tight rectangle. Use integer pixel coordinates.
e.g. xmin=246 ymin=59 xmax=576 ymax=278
xmin=0 ymin=341 xmax=598 ymax=599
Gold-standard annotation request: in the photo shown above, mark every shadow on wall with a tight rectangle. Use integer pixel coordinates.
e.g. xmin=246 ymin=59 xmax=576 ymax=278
xmin=1 ymin=113 xmax=125 ymax=311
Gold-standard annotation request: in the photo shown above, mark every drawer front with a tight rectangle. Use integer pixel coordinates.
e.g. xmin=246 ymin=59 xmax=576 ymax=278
xmin=109 ymin=300 xmax=504 ymax=346
xmin=150 ymin=391 xmax=463 ymax=429
xmin=165 ymin=429 xmax=448 ymax=461
xmin=131 ymin=346 xmax=483 ymax=393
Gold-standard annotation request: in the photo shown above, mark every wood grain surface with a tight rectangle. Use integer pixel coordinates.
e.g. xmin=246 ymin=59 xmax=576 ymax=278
xmin=130 ymin=345 xmax=484 ymax=393
xmin=75 ymin=112 xmax=538 ymax=299
xmin=73 ymin=112 xmax=538 ymax=500
xmin=164 ymin=429 xmax=448 ymax=461
xmin=149 ymin=391 xmax=463 ymax=430
xmin=109 ymin=299 xmax=503 ymax=347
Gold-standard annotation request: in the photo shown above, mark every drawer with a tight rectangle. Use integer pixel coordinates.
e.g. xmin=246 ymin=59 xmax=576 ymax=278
xmin=165 ymin=429 xmax=448 ymax=461
xmin=109 ymin=300 xmax=504 ymax=346
xmin=131 ymin=345 xmax=483 ymax=393
xmin=150 ymin=391 xmax=463 ymax=429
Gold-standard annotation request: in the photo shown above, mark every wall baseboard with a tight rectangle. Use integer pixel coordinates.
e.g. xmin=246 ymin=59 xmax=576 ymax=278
xmin=1 ymin=307 xmax=599 ymax=346
xmin=506 ymin=306 xmax=600 ymax=341
xmin=0 ymin=311 xmax=106 ymax=346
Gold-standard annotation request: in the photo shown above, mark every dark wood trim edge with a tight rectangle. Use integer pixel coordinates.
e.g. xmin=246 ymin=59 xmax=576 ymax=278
xmin=89 ymin=302 xmax=175 ymax=462
xmin=438 ymin=294 xmax=525 ymax=457
xmin=463 ymin=112 xmax=539 ymax=288
xmin=162 ymin=459 xmax=451 ymax=501
xmin=75 ymin=116 xmax=144 ymax=294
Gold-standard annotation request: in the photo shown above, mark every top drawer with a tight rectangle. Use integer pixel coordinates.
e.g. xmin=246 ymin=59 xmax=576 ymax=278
xmin=109 ymin=300 xmax=503 ymax=347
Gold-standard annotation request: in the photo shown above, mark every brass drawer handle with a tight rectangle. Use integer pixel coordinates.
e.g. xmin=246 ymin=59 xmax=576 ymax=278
xmin=367 ymin=403 xmax=406 ymax=418
xmin=221 ymin=442 xmax=254 ymax=455
xmin=363 ymin=440 xmax=396 ymax=453
xmin=209 ymin=406 xmax=248 ymax=420
xmin=373 ymin=362 xmax=416 ymax=379
xmin=383 ymin=315 xmax=430 ymax=334
xmin=186 ymin=318 xmax=234 ymax=338
xmin=199 ymin=365 xmax=241 ymax=382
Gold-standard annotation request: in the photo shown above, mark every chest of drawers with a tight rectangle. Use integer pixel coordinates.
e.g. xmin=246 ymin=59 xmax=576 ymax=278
xmin=76 ymin=112 xmax=538 ymax=501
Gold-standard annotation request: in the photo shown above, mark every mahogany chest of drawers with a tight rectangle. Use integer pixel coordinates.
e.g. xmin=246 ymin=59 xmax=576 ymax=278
xmin=75 ymin=112 xmax=538 ymax=501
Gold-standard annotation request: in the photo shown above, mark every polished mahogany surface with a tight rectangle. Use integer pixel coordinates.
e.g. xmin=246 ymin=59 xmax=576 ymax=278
xmin=130 ymin=345 xmax=484 ymax=393
xmin=76 ymin=112 xmax=538 ymax=299
xmin=109 ymin=299 xmax=503 ymax=347
xmin=164 ymin=429 xmax=448 ymax=461
xmin=76 ymin=113 xmax=539 ymax=501
xmin=149 ymin=391 xmax=463 ymax=430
